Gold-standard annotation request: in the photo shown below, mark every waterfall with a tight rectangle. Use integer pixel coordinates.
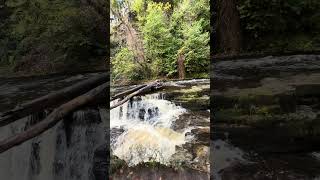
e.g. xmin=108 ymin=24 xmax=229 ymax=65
xmin=110 ymin=93 xmax=189 ymax=166
xmin=0 ymin=108 xmax=109 ymax=180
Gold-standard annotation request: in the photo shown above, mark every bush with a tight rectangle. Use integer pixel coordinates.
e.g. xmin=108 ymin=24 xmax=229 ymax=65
xmin=238 ymin=0 xmax=320 ymax=51
xmin=111 ymin=48 xmax=143 ymax=83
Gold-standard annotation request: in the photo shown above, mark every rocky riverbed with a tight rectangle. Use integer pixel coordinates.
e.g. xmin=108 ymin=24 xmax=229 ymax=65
xmin=212 ymin=54 xmax=320 ymax=179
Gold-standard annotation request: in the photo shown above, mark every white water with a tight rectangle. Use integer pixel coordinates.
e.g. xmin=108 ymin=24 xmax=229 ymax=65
xmin=211 ymin=139 xmax=248 ymax=180
xmin=0 ymin=108 xmax=109 ymax=180
xmin=110 ymin=93 xmax=189 ymax=166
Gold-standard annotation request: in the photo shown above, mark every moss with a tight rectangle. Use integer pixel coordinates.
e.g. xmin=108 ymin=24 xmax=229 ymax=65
xmin=110 ymin=156 xmax=187 ymax=175
xmin=214 ymin=109 xmax=243 ymax=122
xmin=110 ymin=155 xmax=127 ymax=174
xmin=136 ymin=161 xmax=169 ymax=169
xmin=215 ymin=104 xmax=300 ymax=127
xmin=165 ymin=85 xmax=209 ymax=110
xmin=173 ymin=85 xmax=209 ymax=94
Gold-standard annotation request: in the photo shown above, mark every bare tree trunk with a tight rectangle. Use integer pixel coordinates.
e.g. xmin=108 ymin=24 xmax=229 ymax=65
xmin=217 ymin=0 xmax=242 ymax=54
xmin=110 ymin=7 xmax=145 ymax=64
xmin=177 ymin=53 xmax=186 ymax=79
xmin=125 ymin=23 xmax=146 ymax=63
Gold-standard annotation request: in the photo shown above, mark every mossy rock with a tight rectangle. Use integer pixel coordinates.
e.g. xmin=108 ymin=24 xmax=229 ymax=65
xmin=135 ymin=161 xmax=169 ymax=169
xmin=110 ymin=155 xmax=127 ymax=174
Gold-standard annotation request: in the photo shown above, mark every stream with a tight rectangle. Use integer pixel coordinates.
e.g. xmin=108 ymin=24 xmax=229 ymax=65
xmin=110 ymin=79 xmax=210 ymax=179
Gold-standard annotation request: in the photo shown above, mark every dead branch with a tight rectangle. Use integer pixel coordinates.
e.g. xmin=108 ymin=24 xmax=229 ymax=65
xmin=0 ymin=83 xmax=108 ymax=154
xmin=110 ymin=81 xmax=185 ymax=109
xmin=110 ymin=84 xmax=146 ymax=101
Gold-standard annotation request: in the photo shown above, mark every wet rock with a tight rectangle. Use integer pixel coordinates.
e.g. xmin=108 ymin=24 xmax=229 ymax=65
xmin=175 ymin=141 xmax=210 ymax=172
xmin=93 ymin=144 xmax=109 ymax=180
xmin=173 ymin=112 xmax=209 ymax=131
xmin=219 ymin=160 xmax=315 ymax=180
xmin=189 ymin=115 xmax=210 ymax=127
xmin=191 ymin=127 xmax=210 ymax=146
xmin=212 ymin=55 xmax=320 ymax=179
xmin=278 ymin=93 xmax=297 ymax=113
xmin=138 ymin=108 xmax=146 ymax=120
xmin=192 ymin=145 xmax=210 ymax=172
xmin=296 ymin=84 xmax=320 ymax=96
xmin=165 ymin=84 xmax=210 ymax=111
xmin=170 ymin=147 xmax=193 ymax=168
xmin=213 ymin=55 xmax=320 ymax=80
xmin=111 ymin=164 xmax=209 ymax=180
xmin=30 ymin=141 xmax=41 ymax=175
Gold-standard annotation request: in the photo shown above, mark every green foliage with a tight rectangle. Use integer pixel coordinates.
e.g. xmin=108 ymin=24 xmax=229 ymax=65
xmin=181 ymin=20 xmax=210 ymax=75
xmin=1 ymin=0 xmax=107 ymax=73
xmin=142 ymin=2 xmax=177 ymax=76
xmin=132 ymin=0 xmax=148 ymax=23
xmin=238 ymin=0 xmax=320 ymax=51
xmin=171 ymin=0 xmax=210 ymax=77
xmin=111 ymin=48 xmax=143 ymax=83
xmin=111 ymin=0 xmax=210 ymax=82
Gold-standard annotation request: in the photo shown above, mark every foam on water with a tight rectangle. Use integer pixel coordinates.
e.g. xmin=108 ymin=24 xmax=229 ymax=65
xmin=110 ymin=93 xmax=189 ymax=165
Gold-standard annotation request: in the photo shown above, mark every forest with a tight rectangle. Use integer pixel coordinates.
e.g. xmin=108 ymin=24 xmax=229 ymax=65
xmin=0 ymin=0 xmax=107 ymax=76
xmin=110 ymin=0 xmax=210 ymax=84
xmin=1 ymin=0 xmax=319 ymax=77
xmin=215 ymin=0 xmax=320 ymax=54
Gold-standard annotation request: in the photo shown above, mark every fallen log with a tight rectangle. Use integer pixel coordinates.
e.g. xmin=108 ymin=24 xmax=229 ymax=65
xmin=110 ymin=84 xmax=146 ymax=101
xmin=110 ymin=81 xmax=185 ymax=109
xmin=0 ymin=73 xmax=108 ymax=127
xmin=111 ymin=82 xmax=159 ymax=109
xmin=0 ymin=82 xmax=108 ymax=154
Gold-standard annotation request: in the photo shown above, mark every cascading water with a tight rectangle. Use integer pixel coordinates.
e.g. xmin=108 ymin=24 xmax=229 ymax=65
xmin=0 ymin=108 xmax=109 ymax=180
xmin=110 ymin=93 xmax=190 ymax=166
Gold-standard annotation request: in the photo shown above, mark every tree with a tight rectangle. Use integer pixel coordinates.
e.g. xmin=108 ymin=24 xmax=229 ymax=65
xmin=111 ymin=0 xmax=146 ymax=63
xmin=142 ymin=2 xmax=176 ymax=76
xmin=111 ymin=0 xmax=210 ymax=82
xmin=216 ymin=0 xmax=242 ymax=54
xmin=1 ymin=0 xmax=108 ymax=73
